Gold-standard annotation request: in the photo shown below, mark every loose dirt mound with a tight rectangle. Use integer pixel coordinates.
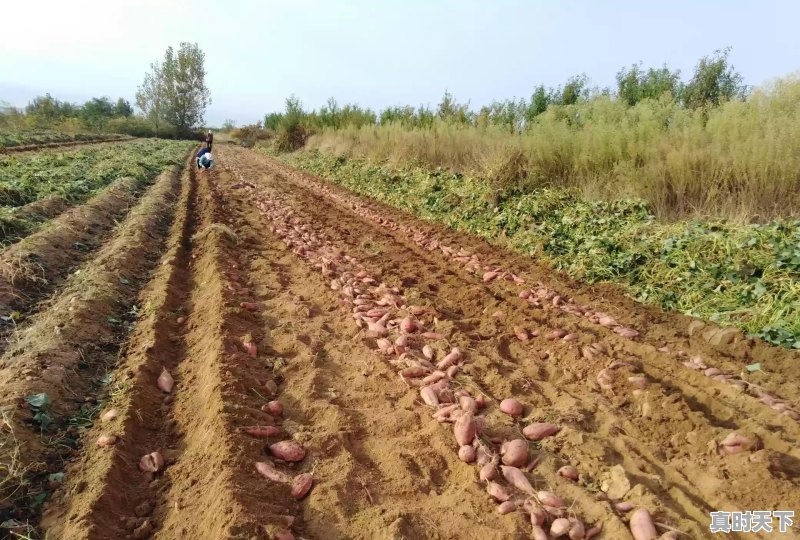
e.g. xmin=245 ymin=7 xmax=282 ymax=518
xmin=3 ymin=144 xmax=799 ymax=540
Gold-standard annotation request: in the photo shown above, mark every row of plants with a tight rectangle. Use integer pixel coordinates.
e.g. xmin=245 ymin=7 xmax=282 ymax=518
xmin=0 ymin=139 xmax=193 ymax=244
xmin=0 ymin=131 xmax=128 ymax=150
xmin=271 ymin=149 xmax=799 ymax=349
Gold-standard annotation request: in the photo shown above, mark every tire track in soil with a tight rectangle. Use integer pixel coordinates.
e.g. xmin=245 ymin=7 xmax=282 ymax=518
xmin=0 ymin=161 xmax=184 ymax=536
xmin=219 ymin=170 xmax=525 ymax=539
xmin=220 ymin=146 xmax=800 ymax=539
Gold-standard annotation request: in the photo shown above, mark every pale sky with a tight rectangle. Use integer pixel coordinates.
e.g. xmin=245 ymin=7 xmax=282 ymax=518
xmin=1 ymin=0 xmax=798 ymax=127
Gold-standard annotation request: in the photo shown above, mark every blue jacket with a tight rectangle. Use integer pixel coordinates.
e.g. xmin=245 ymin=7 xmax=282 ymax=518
xmin=197 ymin=147 xmax=210 ymax=158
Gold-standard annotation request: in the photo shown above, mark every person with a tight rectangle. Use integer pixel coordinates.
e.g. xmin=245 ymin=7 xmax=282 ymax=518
xmin=196 ymin=146 xmax=213 ymax=170
xmin=205 ymin=129 xmax=214 ymax=151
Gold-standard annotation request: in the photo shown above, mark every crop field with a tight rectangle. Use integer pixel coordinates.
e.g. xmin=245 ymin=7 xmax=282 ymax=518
xmin=0 ymin=132 xmax=129 ymax=152
xmin=0 ymin=143 xmax=798 ymax=539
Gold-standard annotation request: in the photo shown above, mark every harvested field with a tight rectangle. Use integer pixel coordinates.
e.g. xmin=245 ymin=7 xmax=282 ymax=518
xmin=1 ymin=145 xmax=798 ymax=539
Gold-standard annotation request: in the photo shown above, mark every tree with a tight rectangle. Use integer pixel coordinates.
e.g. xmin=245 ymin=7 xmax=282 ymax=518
xmin=526 ymin=85 xmax=552 ymax=121
xmin=683 ymin=47 xmax=746 ymax=109
xmin=26 ymin=94 xmax=75 ymax=124
xmin=617 ymin=63 xmax=682 ymax=106
xmin=436 ymin=90 xmax=472 ymax=124
xmin=160 ymin=43 xmax=212 ymax=134
xmin=115 ymin=98 xmax=133 ymax=117
xmin=136 ymin=61 xmax=166 ymax=136
xmin=558 ymin=75 xmax=589 ymax=105
xmin=82 ymin=97 xmax=115 ymax=129
xmin=222 ymin=119 xmax=237 ymax=131
xmin=137 ymin=42 xmax=211 ymax=136
xmin=617 ymin=64 xmax=644 ymax=106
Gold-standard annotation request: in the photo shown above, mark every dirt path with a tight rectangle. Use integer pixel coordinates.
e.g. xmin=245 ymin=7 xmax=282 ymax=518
xmin=5 ymin=143 xmax=799 ymax=539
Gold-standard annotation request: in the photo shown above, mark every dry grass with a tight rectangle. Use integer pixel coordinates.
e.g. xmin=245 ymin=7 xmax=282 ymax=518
xmin=306 ymin=74 xmax=800 ymax=222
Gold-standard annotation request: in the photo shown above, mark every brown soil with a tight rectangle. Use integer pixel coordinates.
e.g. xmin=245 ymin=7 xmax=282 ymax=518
xmin=0 ymin=164 xmax=183 ymax=534
xmin=12 ymin=196 xmax=69 ymax=223
xmin=2 ymin=144 xmax=799 ymax=540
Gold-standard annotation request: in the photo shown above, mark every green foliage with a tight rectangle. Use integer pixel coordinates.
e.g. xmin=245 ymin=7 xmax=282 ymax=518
xmin=264 ymin=48 xmax=748 ymax=140
xmin=306 ymin=73 xmax=800 ymax=222
xmin=0 ymin=131 xmax=126 ymax=150
xmin=1 ymin=93 xmax=162 ymax=139
xmin=437 ymin=90 xmax=473 ymax=124
xmin=136 ymin=42 xmax=211 ymax=136
xmin=556 ymin=74 xmax=590 ymax=105
xmin=683 ymin=47 xmax=747 ymax=108
xmin=24 ymin=393 xmax=51 ymax=429
xmin=275 ymin=149 xmax=800 ymax=349
xmin=617 ymin=63 xmax=682 ymax=106
xmin=273 ymin=95 xmax=310 ymax=152
xmin=0 ymin=139 xmax=192 ymax=244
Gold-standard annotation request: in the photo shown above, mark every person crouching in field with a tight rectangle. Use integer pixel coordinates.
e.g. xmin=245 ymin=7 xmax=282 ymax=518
xmin=196 ymin=145 xmax=213 ymax=170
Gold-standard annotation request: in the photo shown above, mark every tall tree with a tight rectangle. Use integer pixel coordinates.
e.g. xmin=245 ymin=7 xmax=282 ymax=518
xmin=160 ymin=43 xmax=211 ymax=134
xmin=683 ymin=47 xmax=746 ymax=109
xmin=136 ymin=61 xmax=166 ymax=136
xmin=136 ymin=43 xmax=211 ymax=136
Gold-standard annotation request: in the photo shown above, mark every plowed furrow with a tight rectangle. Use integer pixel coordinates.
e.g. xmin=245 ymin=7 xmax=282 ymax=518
xmin=219 ymin=146 xmax=800 ymax=539
xmin=242 ymin=151 xmax=800 ymax=452
xmin=221 ymin=150 xmax=634 ymax=538
xmin=218 ymin=169 xmax=528 ymax=539
xmin=0 ymin=175 xmax=158 ymax=355
xmin=265 ymin=153 xmax=800 ymax=415
xmin=0 ymin=163 xmax=183 ymax=535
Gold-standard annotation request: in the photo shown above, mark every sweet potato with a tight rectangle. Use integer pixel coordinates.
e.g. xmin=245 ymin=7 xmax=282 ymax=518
xmin=458 ymin=445 xmax=476 ymax=463
xmin=291 ymin=473 xmax=313 ymax=500
xmin=269 ymin=440 xmax=306 ymax=462
xmin=255 ymin=461 xmax=291 ymax=484
xmin=97 ymin=434 xmax=117 ymax=447
xmin=536 ymin=490 xmax=564 ymax=508
xmin=266 ymin=400 xmax=284 ymax=417
xmin=550 ymin=518 xmax=571 ymax=537
xmin=523 ymin=422 xmax=561 ymax=441
xmin=486 ymin=481 xmax=511 ymax=502
xmin=501 ymin=465 xmax=534 ymax=494
xmin=420 ymin=386 xmax=439 ymax=406
xmin=629 ymin=508 xmax=657 ymax=540
xmin=500 ymin=439 xmax=528 ymax=467
xmin=531 ymin=525 xmax=548 ymax=540
xmin=546 ymin=329 xmax=568 ymax=340
xmin=497 ymin=501 xmax=517 ymax=515
xmin=459 ymin=395 xmax=477 ymax=414
xmin=499 ymin=398 xmax=523 ymax=416
xmin=139 ymin=451 xmax=165 ymax=473
xmin=479 ymin=462 xmax=497 ymax=482
xmin=243 ymin=426 xmax=281 ymax=438
xmin=558 ymin=465 xmax=579 ymax=481
xmin=454 ymin=412 xmax=477 ymax=445
xmin=157 ymin=368 xmax=174 ymax=393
